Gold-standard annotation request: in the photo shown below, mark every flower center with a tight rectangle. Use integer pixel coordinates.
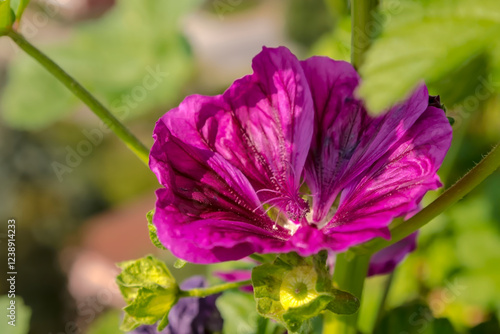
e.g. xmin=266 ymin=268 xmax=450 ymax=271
xmin=279 ymin=266 xmax=319 ymax=310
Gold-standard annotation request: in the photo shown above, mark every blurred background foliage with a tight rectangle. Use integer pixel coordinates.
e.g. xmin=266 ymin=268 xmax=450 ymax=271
xmin=0 ymin=0 xmax=499 ymax=333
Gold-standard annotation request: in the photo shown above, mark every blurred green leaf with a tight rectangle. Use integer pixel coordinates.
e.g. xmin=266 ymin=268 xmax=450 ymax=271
xmin=491 ymin=40 xmax=500 ymax=95
xmin=116 ymin=255 xmax=179 ymax=331
xmin=374 ymin=302 xmax=457 ymax=334
xmin=86 ymin=310 xmax=122 ymax=334
xmin=286 ymin=0 xmax=334 ymax=47
xmin=217 ymin=290 xmax=285 ymax=334
xmin=1 ymin=0 xmax=201 ymax=129
xmin=309 ymin=16 xmax=351 ymax=61
xmin=428 ymin=54 xmax=489 ymax=108
xmin=358 ymin=0 xmax=500 ymax=113
xmin=0 ymin=295 xmax=31 ymax=334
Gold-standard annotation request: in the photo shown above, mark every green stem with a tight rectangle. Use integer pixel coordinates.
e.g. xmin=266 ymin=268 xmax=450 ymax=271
xmin=5 ymin=30 xmax=150 ymax=165
xmin=179 ymin=279 xmax=252 ymax=298
xmin=323 ymin=253 xmax=371 ymax=334
xmin=354 ymin=143 xmax=500 ymax=255
xmin=351 ymin=0 xmax=379 ymax=69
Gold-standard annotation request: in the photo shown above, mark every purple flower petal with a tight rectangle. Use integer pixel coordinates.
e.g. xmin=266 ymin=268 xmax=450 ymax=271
xmin=151 ymin=121 xmax=294 ymax=263
xmin=150 ymin=47 xmax=318 ymax=263
xmin=150 ymin=46 xmax=453 ymax=264
xmin=368 ymin=232 xmax=418 ymax=276
xmin=156 ymin=47 xmax=313 ymax=221
xmin=223 ymin=47 xmax=314 ymax=220
xmin=301 ymin=57 xmax=432 ymax=225
xmin=322 ymin=105 xmax=452 ymax=248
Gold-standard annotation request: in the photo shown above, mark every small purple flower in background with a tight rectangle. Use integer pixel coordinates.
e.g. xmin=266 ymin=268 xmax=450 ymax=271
xmin=129 ymin=276 xmax=223 ymax=334
xmin=368 ymin=233 xmax=418 ymax=276
xmin=149 ymin=46 xmax=452 ymax=264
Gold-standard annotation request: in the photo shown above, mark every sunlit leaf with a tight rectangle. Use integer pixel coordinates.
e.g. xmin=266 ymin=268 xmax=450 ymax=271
xmin=358 ymin=0 xmax=500 ymax=113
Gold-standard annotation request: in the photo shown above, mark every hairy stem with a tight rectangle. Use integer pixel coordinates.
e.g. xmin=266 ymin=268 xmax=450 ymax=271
xmin=6 ymin=30 xmax=150 ymax=165
xmin=354 ymin=143 xmax=500 ymax=255
xmin=179 ymin=280 xmax=252 ymax=298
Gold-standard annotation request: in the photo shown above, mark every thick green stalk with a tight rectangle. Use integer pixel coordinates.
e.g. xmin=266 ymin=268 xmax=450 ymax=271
xmin=323 ymin=253 xmax=371 ymax=334
xmin=179 ymin=280 xmax=252 ymax=298
xmin=354 ymin=143 xmax=500 ymax=255
xmin=351 ymin=0 xmax=379 ymax=69
xmin=6 ymin=30 xmax=150 ymax=165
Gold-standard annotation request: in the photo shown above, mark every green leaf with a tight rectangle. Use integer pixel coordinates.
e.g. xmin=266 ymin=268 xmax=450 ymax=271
xmin=252 ymin=252 xmax=359 ymax=333
xmin=1 ymin=0 xmax=201 ymax=129
xmin=146 ymin=209 xmax=166 ymax=250
xmin=357 ymin=0 xmax=500 ymax=114
xmin=373 ymin=302 xmax=457 ymax=334
xmin=116 ymin=255 xmax=179 ymax=331
xmin=0 ymin=0 xmax=13 ymax=30
xmin=0 ymin=295 xmax=32 ymax=334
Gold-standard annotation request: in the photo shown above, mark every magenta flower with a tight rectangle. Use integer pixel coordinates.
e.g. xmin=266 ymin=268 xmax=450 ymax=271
xmin=149 ymin=46 xmax=452 ymax=264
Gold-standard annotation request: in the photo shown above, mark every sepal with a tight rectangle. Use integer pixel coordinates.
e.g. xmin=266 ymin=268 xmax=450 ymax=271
xmin=116 ymin=255 xmax=179 ymax=332
xmin=252 ymin=251 xmax=359 ymax=333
